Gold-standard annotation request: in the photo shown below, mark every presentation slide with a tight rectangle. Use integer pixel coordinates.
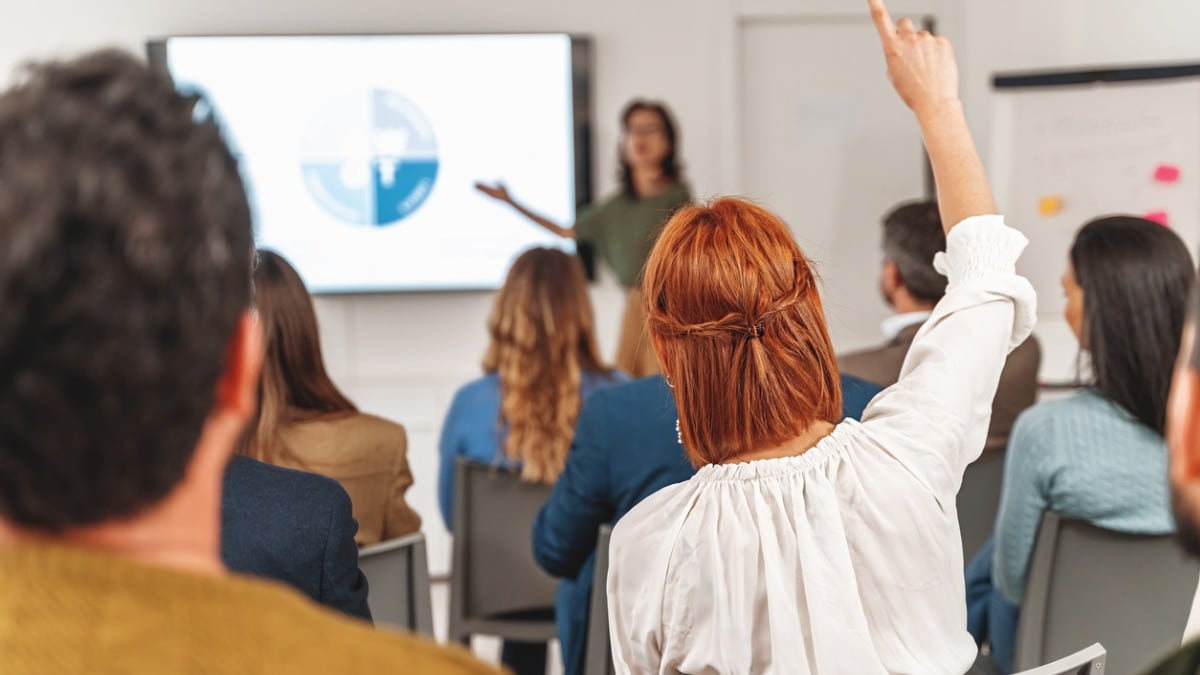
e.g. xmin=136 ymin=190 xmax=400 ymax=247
xmin=161 ymin=35 xmax=579 ymax=293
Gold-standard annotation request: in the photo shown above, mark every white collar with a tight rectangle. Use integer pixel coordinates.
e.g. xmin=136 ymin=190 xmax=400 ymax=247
xmin=880 ymin=311 xmax=932 ymax=341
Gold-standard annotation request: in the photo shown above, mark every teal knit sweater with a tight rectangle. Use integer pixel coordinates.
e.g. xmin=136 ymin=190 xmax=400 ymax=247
xmin=993 ymin=389 xmax=1174 ymax=604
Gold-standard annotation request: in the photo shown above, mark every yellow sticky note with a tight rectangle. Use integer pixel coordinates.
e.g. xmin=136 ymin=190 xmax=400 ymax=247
xmin=1038 ymin=196 xmax=1062 ymax=216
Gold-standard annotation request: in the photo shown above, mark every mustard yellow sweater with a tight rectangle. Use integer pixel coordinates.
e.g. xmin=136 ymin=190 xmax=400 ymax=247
xmin=0 ymin=543 xmax=503 ymax=675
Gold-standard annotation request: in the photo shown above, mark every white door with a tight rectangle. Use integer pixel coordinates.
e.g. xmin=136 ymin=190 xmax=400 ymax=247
xmin=739 ymin=16 xmax=930 ymax=352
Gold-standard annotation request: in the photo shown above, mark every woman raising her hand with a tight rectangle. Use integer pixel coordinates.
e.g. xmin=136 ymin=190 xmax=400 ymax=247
xmin=605 ymin=3 xmax=1036 ymax=673
xmin=476 ymin=101 xmax=691 ymax=377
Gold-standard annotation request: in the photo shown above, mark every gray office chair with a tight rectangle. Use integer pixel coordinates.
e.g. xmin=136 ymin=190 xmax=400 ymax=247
xmin=448 ymin=458 xmax=558 ymax=646
xmin=358 ymin=531 xmax=435 ymax=636
xmin=1014 ymin=643 xmax=1105 ymax=675
xmin=1014 ymin=512 xmax=1199 ymax=674
xmin=584 ymin=525 xmax=616 ymax=675
xmin=957 ymin=451 xmax=1006 ymax=561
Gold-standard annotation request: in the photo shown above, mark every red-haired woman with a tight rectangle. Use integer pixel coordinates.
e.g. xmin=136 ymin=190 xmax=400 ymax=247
xmin=605 ymin=3 xmax=1036 ymax=673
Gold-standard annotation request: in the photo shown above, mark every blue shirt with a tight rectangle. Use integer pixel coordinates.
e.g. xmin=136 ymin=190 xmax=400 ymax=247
xmin=437 ymin=369 xmax=629 ymax=530
xmin=993 ymin=389 xmax=1174 ymax=604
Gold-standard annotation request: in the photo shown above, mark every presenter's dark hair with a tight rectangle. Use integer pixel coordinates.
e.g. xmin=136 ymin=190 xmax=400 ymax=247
xmin=0 ymin=50 xmax=253 ymax=529
xmin=241 ymin=250 xmax=357 ymax=465
xmin=882 ymin=199 xmax=946 ymax=303
xmin=1070 ymin=216 xmax=1194 ymax=434
xmin=619 ymin=99 xmax=682 ymax=197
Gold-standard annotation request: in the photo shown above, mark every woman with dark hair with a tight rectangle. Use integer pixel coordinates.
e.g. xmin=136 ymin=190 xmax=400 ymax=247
xmin=475 ymin=100 xmax=690 ymax=376
xmin=606 ymin=5 xmax=1037 ymax=672
xmin=966 ymin=216 xmax=1194 ymax=673
xmin=438 ymin=247 xmax=626 ymax=675
xmin=242 ymin=250 xmax=421 ymax=546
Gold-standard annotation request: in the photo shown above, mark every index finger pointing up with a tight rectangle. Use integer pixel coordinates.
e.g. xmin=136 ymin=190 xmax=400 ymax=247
xmin=868 ymin=0 xmax=897 ymax=45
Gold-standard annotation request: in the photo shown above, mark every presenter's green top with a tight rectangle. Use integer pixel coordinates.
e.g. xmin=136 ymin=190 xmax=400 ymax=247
xmin=574 ymin=182 xmax=692 ymax=288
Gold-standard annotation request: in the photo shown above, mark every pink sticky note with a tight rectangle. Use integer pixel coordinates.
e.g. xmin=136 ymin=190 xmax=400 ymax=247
xmin=1155 ymin=164 xmax=1181 ymax=183
xmin=1145 ymin=210 xmax=1170 ymax=227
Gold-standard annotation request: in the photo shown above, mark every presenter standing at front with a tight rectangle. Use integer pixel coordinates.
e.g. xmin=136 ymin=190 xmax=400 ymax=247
xmin=476 ymin=100 xmax=691 ymax=377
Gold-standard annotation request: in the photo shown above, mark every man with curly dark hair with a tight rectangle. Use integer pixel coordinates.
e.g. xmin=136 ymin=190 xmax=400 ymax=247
xmin=0 ymin=49 xmax=497 ymax=675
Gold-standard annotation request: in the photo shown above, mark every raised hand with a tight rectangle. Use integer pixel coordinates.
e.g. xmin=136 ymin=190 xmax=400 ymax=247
xmin=868 ymin=0 xmax=993 ymax=229
xmin=869 ymin=0 xmax=959 ymax=115
xmin=474 ymin=181 xmax=513 ymax=204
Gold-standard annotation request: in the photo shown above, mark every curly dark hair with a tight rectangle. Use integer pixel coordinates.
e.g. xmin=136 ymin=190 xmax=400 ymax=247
xmin=0 ymin=50 xmax=253 ymax=530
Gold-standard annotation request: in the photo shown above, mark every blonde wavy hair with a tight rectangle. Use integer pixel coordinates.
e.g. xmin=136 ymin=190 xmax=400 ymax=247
xmin=483 ymin=247 xmax=609 ymax=483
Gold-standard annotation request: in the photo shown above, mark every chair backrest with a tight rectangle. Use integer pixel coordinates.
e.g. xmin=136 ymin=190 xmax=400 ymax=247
xmin=957 ymin=452 xmax=1006 ymax=561
xmin=358 ymin=532 xmax=435 ymax=636
xmin=1014 ymin=643 xmax=1106 ymax=675
xmin=584 ymin=525 xmax=615 ymax=675
xmin=449 ymin=459 xmax=558 ymax=635
xmin=1015 ymin=512 xmax=1200 ymax=674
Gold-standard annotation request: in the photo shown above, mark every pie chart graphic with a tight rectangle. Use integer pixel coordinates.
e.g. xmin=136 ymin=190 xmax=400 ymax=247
xmin=300 ymin=89 xmax=439 ymax=227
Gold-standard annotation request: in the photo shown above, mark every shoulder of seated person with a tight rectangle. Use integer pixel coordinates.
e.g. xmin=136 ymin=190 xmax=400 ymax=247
xmin=837 ymin=344 xmax=903 ymax=382
xmin=1011 ymin=392 xmax=1102 ymax=438
xmin=294 ymin=411 xmax=406 ymax=444
xmin=228 ymin=461 xmax=346 ymax=525
xmin=452 ymin=374 xmax=501 ymax=402
xmin=345 ymin=411 xmax=406 ymax=436
xmin=581 ymin=367 xmax=624 ymax=388
xmin=243 ymin=580 xmax=500 ymax=672
xmin=231 ymin=456 xmax=341 ymax=490
xmin=1013 ymin=334 xmax=1042 ymax=354
xmin=1029 ymin=390 xmax=1107 ymax=416
xmin=587 ymin=374 xmax=672 ymax=411
xmin=612 ymin=480 xmax=693 ymax=535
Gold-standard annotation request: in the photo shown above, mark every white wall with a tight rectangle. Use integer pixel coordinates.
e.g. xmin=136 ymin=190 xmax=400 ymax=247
xmin=962 ymin=0 xmax=1200 ymax=170
xmin=6 ymin=0 xmax=1200 ymax=574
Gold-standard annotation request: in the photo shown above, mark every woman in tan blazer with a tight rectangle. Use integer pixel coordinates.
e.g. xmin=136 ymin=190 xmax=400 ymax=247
xmin=241 ymin=250 xmax=420 ymax=546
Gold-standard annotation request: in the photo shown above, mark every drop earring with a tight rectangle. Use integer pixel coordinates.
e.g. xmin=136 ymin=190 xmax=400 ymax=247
xmin=676 ymin=418 xmax=683 ymax=445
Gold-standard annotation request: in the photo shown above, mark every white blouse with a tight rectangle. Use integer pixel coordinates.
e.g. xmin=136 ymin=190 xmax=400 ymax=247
xmin=606 ymin=216 xmax=1036 ymax=675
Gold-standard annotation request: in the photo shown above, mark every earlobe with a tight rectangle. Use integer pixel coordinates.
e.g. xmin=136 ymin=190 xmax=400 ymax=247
xmin=216 ymin=311 xmax=264 ymax=418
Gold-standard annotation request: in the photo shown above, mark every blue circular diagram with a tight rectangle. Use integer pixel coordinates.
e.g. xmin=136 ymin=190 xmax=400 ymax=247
xmin=300 ymin=89 xmax=439 ymax=227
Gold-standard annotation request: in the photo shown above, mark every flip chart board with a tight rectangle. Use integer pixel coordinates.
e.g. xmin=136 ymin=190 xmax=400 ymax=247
xmin=991 ymin=65 xmax=1200 ymax=382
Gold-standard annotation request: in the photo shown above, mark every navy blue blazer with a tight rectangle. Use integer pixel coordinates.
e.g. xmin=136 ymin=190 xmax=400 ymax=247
xmin=531 ymin=373 xmax=881 ymax=675
xmin=221 ymin=455 xmax=372 ymax=622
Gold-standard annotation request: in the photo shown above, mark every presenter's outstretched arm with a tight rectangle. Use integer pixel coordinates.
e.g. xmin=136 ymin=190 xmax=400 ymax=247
xmin=868 ymin=0 xmax=996 ymax=233
xmin=475 ymin=182 xmax=574 ymax=239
